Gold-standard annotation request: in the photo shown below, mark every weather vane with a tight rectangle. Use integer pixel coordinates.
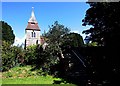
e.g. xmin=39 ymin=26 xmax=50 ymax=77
xmin=32 ymin=7 xmax=34 ymax=10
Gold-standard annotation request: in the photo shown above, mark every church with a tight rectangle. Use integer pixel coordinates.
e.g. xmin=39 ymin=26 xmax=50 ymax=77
xmin=25 ymin=7 xmax=44 ymax=48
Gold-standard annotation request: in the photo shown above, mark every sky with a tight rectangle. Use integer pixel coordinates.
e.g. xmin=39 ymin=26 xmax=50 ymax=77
xmin=2 ymin=2 xmax=90 ymax=46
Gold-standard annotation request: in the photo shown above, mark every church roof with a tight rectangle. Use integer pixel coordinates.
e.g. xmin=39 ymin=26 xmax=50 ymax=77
xmin=26 ymin=7 xmax=40 ymax=31
xmin=26 ymin=22 xmax=40 ymax=31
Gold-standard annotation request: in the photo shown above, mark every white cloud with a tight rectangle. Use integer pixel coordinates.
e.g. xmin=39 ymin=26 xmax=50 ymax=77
xmin=13 ymin=35 xmax=26 ymax=47
xmin=71 ymin=30 xmax=80 ymax=34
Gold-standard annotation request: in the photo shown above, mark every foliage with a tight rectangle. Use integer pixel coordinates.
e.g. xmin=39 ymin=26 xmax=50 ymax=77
xmin=24 ymin=45 xmax=37 ymax=65
xmin=82 ymin=2 xmax=120 ymax=85
xmin=0 ymin=22 xmax=2 ymax=42
xmin=41 ymin=21 xmax=85 ymax=77
xmin=30 ymin=21 xmax=66 ymax=76
xmin=2 ymin=41 xmax=25 ymax=71
xmin=1 ymin=21 xmax=15 ymax=44
xmin=61 ymin=33 xmax=84 ymax=47
xmin=1 ymin=21 xmax=16 ymax=71
xmin=24 ymin=44 xmax=56 ymax=75
xmin=43 ymin=21 xmax=70 ymax=55
xmin=84 ymin=41 xmax=98 ymax=47
xmin=2 ymin=66 xmax=37 ymax=78
xmin=82 ymin=2 xmax=120 ymax=47
xmin=44 ymin=21 xmax=70 ymax=44
xmin=40 ymin=21 xmax=70 ymax=73
xmin=2 ymin=41 xmax=15 ymax=71
xmin=2 ymin=66 xmax=76 ymax=85
xmin=35 ymin=44 xmax=61 ymax=75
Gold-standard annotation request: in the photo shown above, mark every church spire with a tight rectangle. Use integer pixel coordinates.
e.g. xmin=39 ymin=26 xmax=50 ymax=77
xmin=28 ymin=7 xmax=37 ymax=23
xmin=26 ymin=7 xmax=40 ymax=31
xmin=25 ymin=7 xmax=41 ymax=47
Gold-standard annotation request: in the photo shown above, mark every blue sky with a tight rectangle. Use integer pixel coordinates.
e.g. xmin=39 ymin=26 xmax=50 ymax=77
xmin=2 ymin=2 xmax=90 ymax=45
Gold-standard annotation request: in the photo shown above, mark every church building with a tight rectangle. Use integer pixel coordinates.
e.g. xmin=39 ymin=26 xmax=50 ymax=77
xmin=25 ymin=7 xmax=41 ymax=48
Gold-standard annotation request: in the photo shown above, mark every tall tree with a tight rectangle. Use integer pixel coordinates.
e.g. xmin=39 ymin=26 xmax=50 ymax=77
xmin=1 ymin=21 xmax=15 ymax=44
xmin=45 ymin=21 xmax=70 ymax=44
xmin=82 ymin=2 xmax=120 ymax=47
xmin=82 ymin=2 xmax=120 ymax=85
xmin=61 ymin=33 xmax=84 ymax=47
xmin=42 ymin=21 xmax=70 ymax=60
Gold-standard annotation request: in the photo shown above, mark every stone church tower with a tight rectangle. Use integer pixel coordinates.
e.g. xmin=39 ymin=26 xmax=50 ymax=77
xmin=25 ymin=7 xmax=40 ymax=48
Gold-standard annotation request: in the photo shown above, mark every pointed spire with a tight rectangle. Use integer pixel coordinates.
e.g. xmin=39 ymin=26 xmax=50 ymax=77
xmin=28 ymin=7 xmax=37 ymax=23
xmin=26 ymin=7 xmax=40 ymax=31
xmin=31 ymin=7 xmax=35 ymax=17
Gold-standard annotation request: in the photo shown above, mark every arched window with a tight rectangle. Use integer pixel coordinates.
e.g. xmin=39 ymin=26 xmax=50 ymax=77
xmin=31 ymin=32 xmax=33 ymax=37
xmin=31 ymin=31 xmax=36 ymax=37
xmin=36 ymin=40 xmax=38 ymax=44
xmin=34 ymin=32 xmax=36 ymax=37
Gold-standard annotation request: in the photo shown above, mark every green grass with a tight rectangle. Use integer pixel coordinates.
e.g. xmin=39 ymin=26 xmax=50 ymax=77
xmin=3 ymin=76 xmax=60 ymax=84
xmin=2 ymin=66 xmax=77 ymax=86
xmin=0 ymin=72 xmax=2 ymax=85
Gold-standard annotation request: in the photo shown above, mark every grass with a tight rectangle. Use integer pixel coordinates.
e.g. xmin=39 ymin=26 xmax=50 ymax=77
xmin=0 ymin=72 xmax=2 ymax=85
xmin=3 ymin=76 xmax=59 ymax=84
xmin=2 ymin=65 xmax=77 ymax=86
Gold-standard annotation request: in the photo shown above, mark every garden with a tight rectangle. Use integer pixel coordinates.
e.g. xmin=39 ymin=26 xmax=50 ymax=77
xmin=1 ymin=2 xmax=120 ymax=86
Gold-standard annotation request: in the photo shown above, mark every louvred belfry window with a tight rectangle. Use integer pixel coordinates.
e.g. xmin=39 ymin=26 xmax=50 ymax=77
xmin=34 ymin=32 xmax=36 ymax=37
xmin=31 ymin=32 xmax=36 ymax=37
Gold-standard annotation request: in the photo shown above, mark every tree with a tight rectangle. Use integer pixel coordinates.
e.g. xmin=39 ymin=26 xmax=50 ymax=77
xmin=61 ymin=33 xmax=84 ymax=47
xmin=0 ymin=21 xmax=2 ymax=44
xmin=1 ymin=21 xmax=15 ymax=44
xmin=44 ymin=21 xmax=70 ymax=58
xmin=24 ymin=45 xmax=38 ymax=65
xmin=82 ymin=2 xmax=120 ymax=85
xmin=2 ymin=41 xmax=25 ymax=71
xmin=82 ymin=2 xmax=120 ymax=47
xmin=1 ymin=21 xmax=16 ymax=71
xmin=45 ymin=21 xmax=70 ymax=44
xmin=38 ymin=21 xmax=70 ymax=75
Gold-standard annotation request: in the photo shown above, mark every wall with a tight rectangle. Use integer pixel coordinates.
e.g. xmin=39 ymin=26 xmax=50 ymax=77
xmin=25 ymin=30 xmax=40 ymax=47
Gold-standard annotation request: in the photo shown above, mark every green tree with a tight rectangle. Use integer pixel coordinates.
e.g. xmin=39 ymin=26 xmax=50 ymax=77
xmin=1 ymin=21 xmax=16 ymax=71
xmin=44 ymin=21 xmax=70 ymax=58
xmin=2 ymin=41 xmax=25 ymax=71
xmin=82 ymin=2 xmax=120 ymax=85
xmin=82 ymin=2 xmax=120 ymax=47
xmin=45 ymin=21 xmax=70 ymax=43
xmin=24 ymin=45 xmax=37 ymax=65
xmin=1 ymin=21 xmax=15 ymax=44
xmin=61 ymin=33 xmax=84 ymax=47
xmin=0 ymin=21 xmax=2 ymax=43
xmin=37 ymin=21 xmax=70 ymax=75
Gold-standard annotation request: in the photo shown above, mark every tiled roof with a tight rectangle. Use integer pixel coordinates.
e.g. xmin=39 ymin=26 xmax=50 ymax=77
xmin=26 ymin=22 xmax=40 ymax=31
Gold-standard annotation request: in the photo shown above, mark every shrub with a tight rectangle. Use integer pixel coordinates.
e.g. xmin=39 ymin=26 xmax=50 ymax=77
xmin=24 ymin=45 xmax=37 ymax=65
xmin=2 ymin=41 xmax=25 ymax=71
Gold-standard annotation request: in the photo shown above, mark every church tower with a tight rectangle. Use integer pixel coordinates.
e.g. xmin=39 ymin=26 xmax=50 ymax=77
xmin=25 ymin=7 xmax=40 ymax=48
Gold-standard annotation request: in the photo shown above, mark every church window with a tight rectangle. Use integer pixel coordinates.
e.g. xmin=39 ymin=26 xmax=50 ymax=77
xmin=31 ymin=32 xmax=33 ymax=37
xmin=34 ymin=32 xmax=36 ymax=37
xmin=31 ymin=32 xmax=36 ymax=37
xmin=36 ymin=40 xmax=38 ymax=44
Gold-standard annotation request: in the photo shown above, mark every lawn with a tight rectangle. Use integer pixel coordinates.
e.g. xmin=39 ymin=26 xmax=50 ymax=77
xmin=0 ymin=72 xmax=2 ymax=85
xmin=3 ymin=76 xmax=59 ymax=84
xmin=2 ymin=66 xmax=77 ymax=86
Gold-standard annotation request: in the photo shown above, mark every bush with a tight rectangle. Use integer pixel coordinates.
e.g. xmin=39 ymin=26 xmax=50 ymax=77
xmin=2 ymin=41 xmax=25 ymax=71
xmin=24 ymin=45 xmax=38 ymax=65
